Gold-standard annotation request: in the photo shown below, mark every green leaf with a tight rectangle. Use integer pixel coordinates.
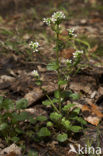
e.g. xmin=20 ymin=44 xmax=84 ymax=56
xmin=19 ymin=112 xmax=33 ymax=121
xmin=29 ymin=118 xmax=37 ymax=124
xmin=28 ymin=150 xmax=38 ymax=156
xmin=3 ymin=98 xmax=14 ymax=110
xmin=52 ymin=98 xmax=59 ymax=103
xmin=61 ymin=117 xmax=70 ymax=130
xmin=62 ymin=104 xmax=75 ymax=111
xmin=36 ymin=115 xmax=47 ymax=122
xmin=47 ymin=61 xmax=59 ymax=71
xmin=69 ymin=93 xmax=80 ymax=100
xmin=35 ymin=80 xmax=42 ymax=86
xmin=71 ymin=116 xmax=87 ymax=125
xmin=26 ymin=130 xmax=34 ymax=137
xmin=46 ymin=121 xmax=53 ymax=127
xmin=58 ymin=80 xmax=67 ymax=85
xmin=37 ymin=127 xmax=51 ymax=137
xmin=16 ymin=98 xmax=28 ymax=110
xmin=0 ymin=96 xmax=3 ymax=104
xmin=0 ymin=123 xmax=8 ymax=131
xmin=42 ymin=100 xmax=52 ymax=106
xmin=0 ymin=96 xmax=3 ymax=109
xmin=15 ymin=128 xmax=24 ymax=134
xmin=57 ymin=133 xmax=68 ymax=142
xmin=0 ymin=28 xmax=13 ymax=36
xmin=70 ymin=126 xmax=82 ymax=132
xmin=73 ymin=108 xmax=80 ymax=114
xmin=54 ymin=90 xmax=60 ymax=99
xmin=10 ymin=136 xmax=20 ymax=143
xmin=62 ymin=90 xmax=71 ymax=98
xmin=13 ymin=112 xmax=32 ymax=121
xmin=50 ymin=112 xmax=62 ymax=122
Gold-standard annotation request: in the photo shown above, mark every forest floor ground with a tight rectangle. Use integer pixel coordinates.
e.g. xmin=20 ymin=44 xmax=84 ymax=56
xmin=0 ymin=0 xmax=103 ymax=155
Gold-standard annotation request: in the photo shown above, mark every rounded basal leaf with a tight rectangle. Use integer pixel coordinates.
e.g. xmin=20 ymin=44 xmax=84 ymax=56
xmin=16 ymin=98 xmax=28 ymax=110
xmin=47 ymin=61 xmax=59 ymax=71
xmin=50 ymin=112 xmax=62 ymax=122
xmin=37 ymin=127 xmax=51 ymax=137
xmin=0 ymin=96 xmax=3 ymax=108
xmin=0 ymin=123 xmax=8 ymax=131
xmin=62 ymin=104 xmax=75 ymax=111
xmin=70 ymin=126 xmax=82 ymax=132
xmin=28 ymin=150 xmax=38 ymax=156
xmin=10 ymin=136 xmax=20 ymax=143
xmin=47 ymin=121 xmax=53 ymax=127
xmin=61 ymin=117 xmax=70 ymax=130
xmin=26 ymin=130 xmax=34 ymax=137
xmin=54 ymin=90 xmax=60 ymax=99
xmin=42 ymin=100 xmax=52 ymax=106
xmin=73 ymin=108 xmax=80 ymax=114
xmin=52 ymin=98 xmax=59 ymax=103
xmin=58 ymin=80 xmax=67 ymax=85
xmin=57 ymin=133 xmax=68 ymax=142
xmin=73 ymin=117 xmax=87 ymax=125
xmin=29 ymin=118 xmax=37 ymax=124
xmin=14 ymin=112 xmax=32 ymax=121
xmin=62 ymin=90 xmax=71 ymax=98
xmin=69 ymin=93 xmax=80 ymax=100
xmin=12 ymin=112 xmax=19 ymax=123
xmin=3 ymin=98 xmax=14 ymax=110
xmin=15 ymin=128 xmax=24 ymax=134
xmin=35 ymin=80 xmax=42 ymax=86
xmin=36 ymin=115 xmax=47 ymax=122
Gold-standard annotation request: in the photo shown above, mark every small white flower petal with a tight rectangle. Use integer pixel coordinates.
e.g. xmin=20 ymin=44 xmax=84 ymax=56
xmin=31 ymin=70 xmax=39 ymax=77
xmin=73 ymin=50 xmax=83 ymax=58
xmin=29 ymin=41 xmax=39 ymax=52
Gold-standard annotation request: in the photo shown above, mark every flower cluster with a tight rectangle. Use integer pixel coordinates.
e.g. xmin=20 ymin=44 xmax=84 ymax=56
xmin=43 ymin=18 xmax=51 ymax=26
xmin=29 ymin=41 xmax=39 ymax=52
xmin=67 ymin=28 xmax=77 ymax=38
xmin=31 ymin=70 xmax=39 ymax=77
xmin=66 ymin=59 xmax=72 ymax=64
xmin=43 ymin=11 xmax=65 ymax=25
xmin=73 ymin=50 xmax=83 ymax=58
xmin=51 ymin=11 xmax=65 ymax=23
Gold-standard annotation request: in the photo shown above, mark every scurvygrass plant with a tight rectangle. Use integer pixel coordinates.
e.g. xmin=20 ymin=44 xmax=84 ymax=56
xmin=29 ymin=11 xmax=87 ymax=142
xmin=0 ymin=96 xmax=35 ymax=144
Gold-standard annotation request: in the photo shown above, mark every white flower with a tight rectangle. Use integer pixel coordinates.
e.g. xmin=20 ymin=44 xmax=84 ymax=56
xmin=66 ymin=59 xmax=72 ymax=64
xmin=51 ymin=11 xmax=65 ymax=23
xmin=67 ymin=28 xmax=77 ymax=38
xmin=29 ymin=41 xmax=39 ymax=52
xmin=31 ymin=70 xmax=39 ymax=77
xmin=43 ymin=11 xmax=65 ymax=26
xmin=73 ymin=50 xmax=83 ymax=58
xmin=69 ymin=28 xmax=75 ymax=33
xmin=43 ymin=18 xmax=51 ymax=26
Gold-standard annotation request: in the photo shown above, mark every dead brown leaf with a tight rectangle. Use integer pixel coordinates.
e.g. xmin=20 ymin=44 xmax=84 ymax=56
xmin=60 ymin=48 xmax=75 ymax=59
xmin=81 ymin=101 xmax=103 ymax=126
xmin=6 ymin=152 xmax=17 ymax=156
xmin=88 ymin=44 xmax=98 ymax=54
xmin=0 ymin=144 xmax=21 ymax=156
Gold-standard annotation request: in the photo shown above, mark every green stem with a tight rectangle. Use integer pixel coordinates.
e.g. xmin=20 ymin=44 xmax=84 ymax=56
xmin=56 ymin=24 xmax=61 ymax=112
xmin=46 ymin=94 xmax=60 ymax=113
xmin=41 ymin=87 xmax=60 ymax=113
xmin=74 ymin=38 xmax=91 ymax=49
xmin=73 ymin=38 xmax=91 ymax=61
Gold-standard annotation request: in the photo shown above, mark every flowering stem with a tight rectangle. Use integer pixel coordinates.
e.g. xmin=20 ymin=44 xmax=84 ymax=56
xmin=56 ymin=24 xmax=62 ymax=112
xmin=41 ymin=87 xmax=60 ymax=113
xmin=46 ymin=94 xmax=60 ymax=113
xmin=73 ymin=38 xmax=91 ymax=61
